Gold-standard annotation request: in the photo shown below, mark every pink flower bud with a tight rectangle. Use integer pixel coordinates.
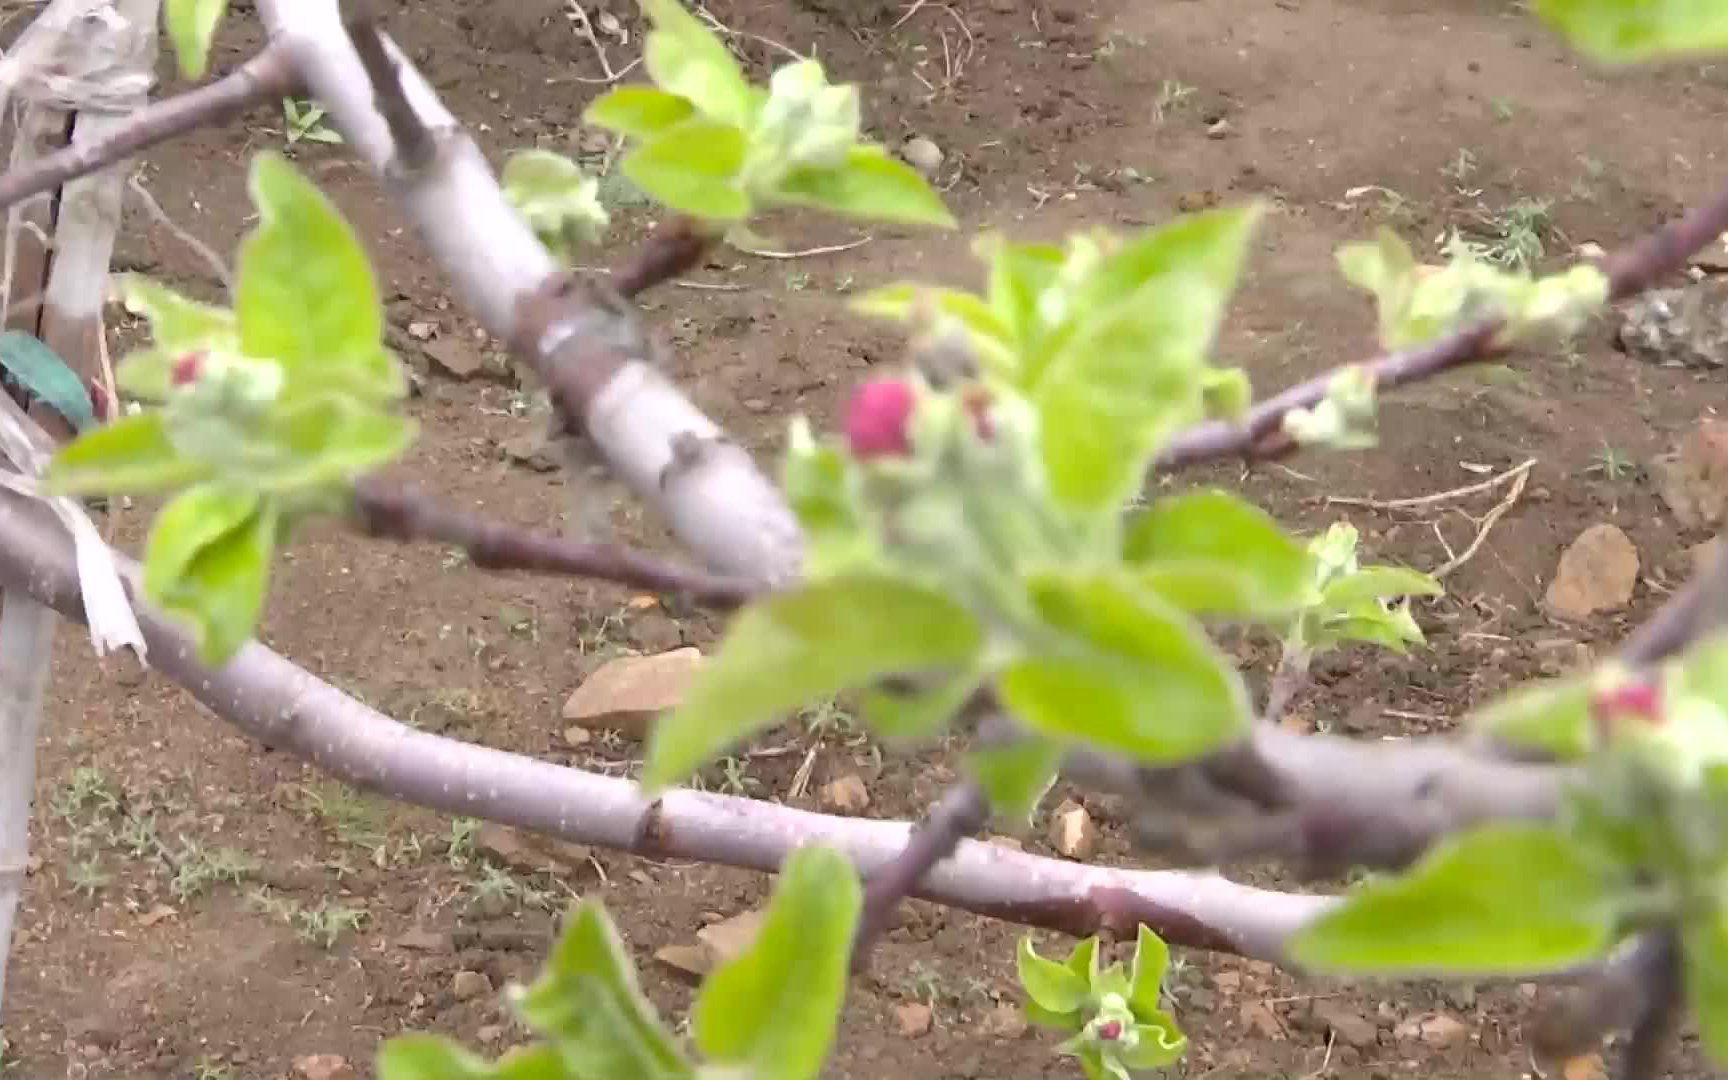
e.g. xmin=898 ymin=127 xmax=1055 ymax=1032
xmin=1097 ymin=1020 xmax=1122 ymax=1041
xmin=171 ymin=351 xmax=205 ymax=387
xmin=845 ymin=378 xmax=916 ymax=459
xmin=1592 ymin=679 xmax=1663 ymax=728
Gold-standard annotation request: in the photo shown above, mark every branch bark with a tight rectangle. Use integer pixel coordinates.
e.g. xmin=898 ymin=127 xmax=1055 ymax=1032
xmin=0 ymin=480 xmax=1341 ymax=962
xmin=257 ymin=0 xmax=804 ymax=587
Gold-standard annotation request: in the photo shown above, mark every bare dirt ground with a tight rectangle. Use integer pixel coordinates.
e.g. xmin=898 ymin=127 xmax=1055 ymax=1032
xmin=5 ymin=0 xmax=1728 ymax=1077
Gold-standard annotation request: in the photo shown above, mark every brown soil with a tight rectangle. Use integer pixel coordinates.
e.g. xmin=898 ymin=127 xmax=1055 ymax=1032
xmin=4 ymin=1 xmax=1725 ymax=1077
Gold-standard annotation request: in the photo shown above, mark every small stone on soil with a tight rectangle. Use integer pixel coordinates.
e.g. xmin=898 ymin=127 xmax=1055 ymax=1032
xmin=1543 ymin=523 xmax=1638 ymax=621
xmin=452 ymin=970 xmax=494 ymax=1001
xmin=1048 ymin=800 xmax=1096 ymax=859
xmin=293 ymin=1055 xmax=356 ymax=1080
xmin=820 ymin=773 xmax=871 ymax=813
xmin=896 ymin=1002 xmax=934 ymax=1037
xmin=562 ymin=648 xmax=705 ymax=738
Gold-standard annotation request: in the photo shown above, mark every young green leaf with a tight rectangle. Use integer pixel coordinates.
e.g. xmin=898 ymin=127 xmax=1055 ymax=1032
xmin=375 ymin=1034 xmax=494 ymax=1080
xmin=1320 ymin=565 xmax=1443 ymax=608
xmin=638 ymin=0 xmax=758 ymax=129
xmin=774 ymin=146 xmax=957 ymax=228
xmin=967 ymin=738 xmax=1063 ymax=823
xmin=116 ymin=274 xmax=237 ymax=354
xmin=1126 ymin=924 xmax=1171 ymax=1019
xmin=1468 ymin=677 xmax=1595 ymax=760
xmin=512 ymin=901 xmax=692 ymax=1080
xmin=850 ymin=284 xmax=1016 ymax=366
xmin=583 ymin=85 xmax=698 ymax=140
xmin=643 ymin=574 xmax=984 ymax=789
xmin=1286 ymin=823 xmax=1624 ymax=974
xmin=41 ymin=412 xmax=210 ymax=497
xmin=1123 ymin=489 xmax=1316 ymax=617
xmin=250 ymin=395 xmax=419 ymax=493
xmin=693 ymin=846 xmax=861 ymax=1080
xmin=1029 ymin=207 xmax=1262 ymax=512
xmin=1682 ymin=901 xmax=1728 ymax=1067
xmin=144 ymin=489 xmax=278 ymax=666
xmin=1117 ymin=1021 xmax=1188 ymax=1070
xmin=1018 ymin=936 xmax=1090 ymax=1016
xmin=237 ymin=154 xmax=405 ymax=404
xmin=621 ymin=121 xmax=751 ymax=220
xmin=502 ymin=149 xmax=610 ymax=254
xmin=858 ymin=666 xmax=983 ymax=741
xmin=165 ymin=0 xmax=229 ymax=80
xmin=980 ymin=236 xmax=1066 ymax=350
xmin=997 ymin=568 xmax=1249 ymax=763
xmin=1532 ymin=0 xmax=1728 ymax=63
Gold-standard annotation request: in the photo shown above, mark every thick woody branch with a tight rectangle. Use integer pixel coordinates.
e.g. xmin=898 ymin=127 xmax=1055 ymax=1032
xmin=257 ymin=0 xmax=804 ymax=587
xmin=0 ymin=44 xmax=298 ymax=215
xmin=349 ymin=477 xmax=758 ymax=607
xmin=0 ymin=481 xmax=1337 ymax=963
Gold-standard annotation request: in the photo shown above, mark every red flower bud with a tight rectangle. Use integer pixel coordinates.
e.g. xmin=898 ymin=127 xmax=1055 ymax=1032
xmin=1592 ymin=680 xmax=1663 ymax=728
xmin=171 ymin=351 xmax=205 ymax=387
xmin=961 ymin=385 xmax=994 ymax=441
xmin=1097 ymin=1020 xmax=1122 ymax=1041
xmin=845 ymin=377 xmax=916 ymax=459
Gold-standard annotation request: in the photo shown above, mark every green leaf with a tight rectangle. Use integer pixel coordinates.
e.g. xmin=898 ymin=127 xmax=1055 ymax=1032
xmin=850 ymin=283 xmax=1016 ymax=365
xmin=1031 ymin=207 xmax=1263 ymax=512
xmin=1683 ymin=901 xmax=1728 ymax=1067
xmin=693 ymin=846 xmax=861 ymax=1080
xmin=643 ymin=575 xmax=984 ymax=790
xmin=1321 ymin=565 xmax=1444 ymax=607
xmin=981 ymin=236 xmax=1065 ymax=350
xmin=513 ymin=901 xmax=691 ymax=1079
xmin=117 ymin=274 xmax=236 ymax=353
xmin=1468 ymin=677 xmax=1595 ymax=760
xmin=638 ymin=0 xmax=758 ymax=129
xmin=1123 ymin=489 xmax=1316 ymax=617
xmin=1126 ymin=924 xmax=1170 ymax=1019
xmin=583 ymin=85 xmax=698 ymax=139
xmin=376 ymin=1034 xmax=493 ymax=1080
xmin=502 ymin=150 xmax=610 ymax=252
xmin=251 ymin=397 xmax=418 ymax=493
xmin=1285 ymin=823 xmax=1623 ymax=974
xmin=997 ymin=568 xmax=1249 ymax=763
xmin=1018 ymin=936 xmax=1089 ymax=1015
xmin=859 ymin=666 xmax=983 ymax=741
xmin=621 ymin=121 xmax=750 ymax=220
xmin=237 ymin=154 xmax=404 ymax=404
xmin=42 ymin=412 xmax=210 ymax=497
xmin=967 ymin=739 xmax=1062 ymax=823
xmin=1532 ymin=0 xmax=1728 ymax=63
xmin=1118 ymin=1019 xmax=1188 ymax=1070
xmin=165 ymin=0 xmax=228 ymax=80
xmin=143 ymin=487 xmax=278 ymax=667
xmin=774 ymin=146 xmax=957 ymax=228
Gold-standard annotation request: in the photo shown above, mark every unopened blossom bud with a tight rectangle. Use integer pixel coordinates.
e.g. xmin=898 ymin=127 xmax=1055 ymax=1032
xmin=1097 ymin=1020 xmax=1122 ymax=1041
xmin=1591 ymin=678 xmax=1663 ymax=741
xmin=845 ymin=377 xmax=916 ymax=459
xmin=171 ymin=351 xmax=205 ymax=386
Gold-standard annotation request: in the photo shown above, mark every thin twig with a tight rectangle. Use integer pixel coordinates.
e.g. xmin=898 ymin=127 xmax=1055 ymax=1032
xmin=0 ymin=44 xmax=298 ymax=213
xmin=343 ymin=5 xmax=434 ymax=171
xmin=562 ymin=0 xmax=643 ymax=84
xmin=125 ymin=172 xmax=230 ymax=292
xmin=1324 ymin=458 xmax=1536 ymax=511
xmin=730 ymin=236 xmax=872 ymax=260
xmin=1433 ymin=464 xmax=1529 ymax=579
xmin=609 ymin=215 xmax=716 ymax=297
xmin=349 ymin=478 xmax=759 ymax=608
xmin=1159 ymin=166 xmax=1728 ymax=473
xmin=1614 ymin=931 xmax=1682 ymax=1080
xmin=851 ymin=782 xmax=990 ymax=971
